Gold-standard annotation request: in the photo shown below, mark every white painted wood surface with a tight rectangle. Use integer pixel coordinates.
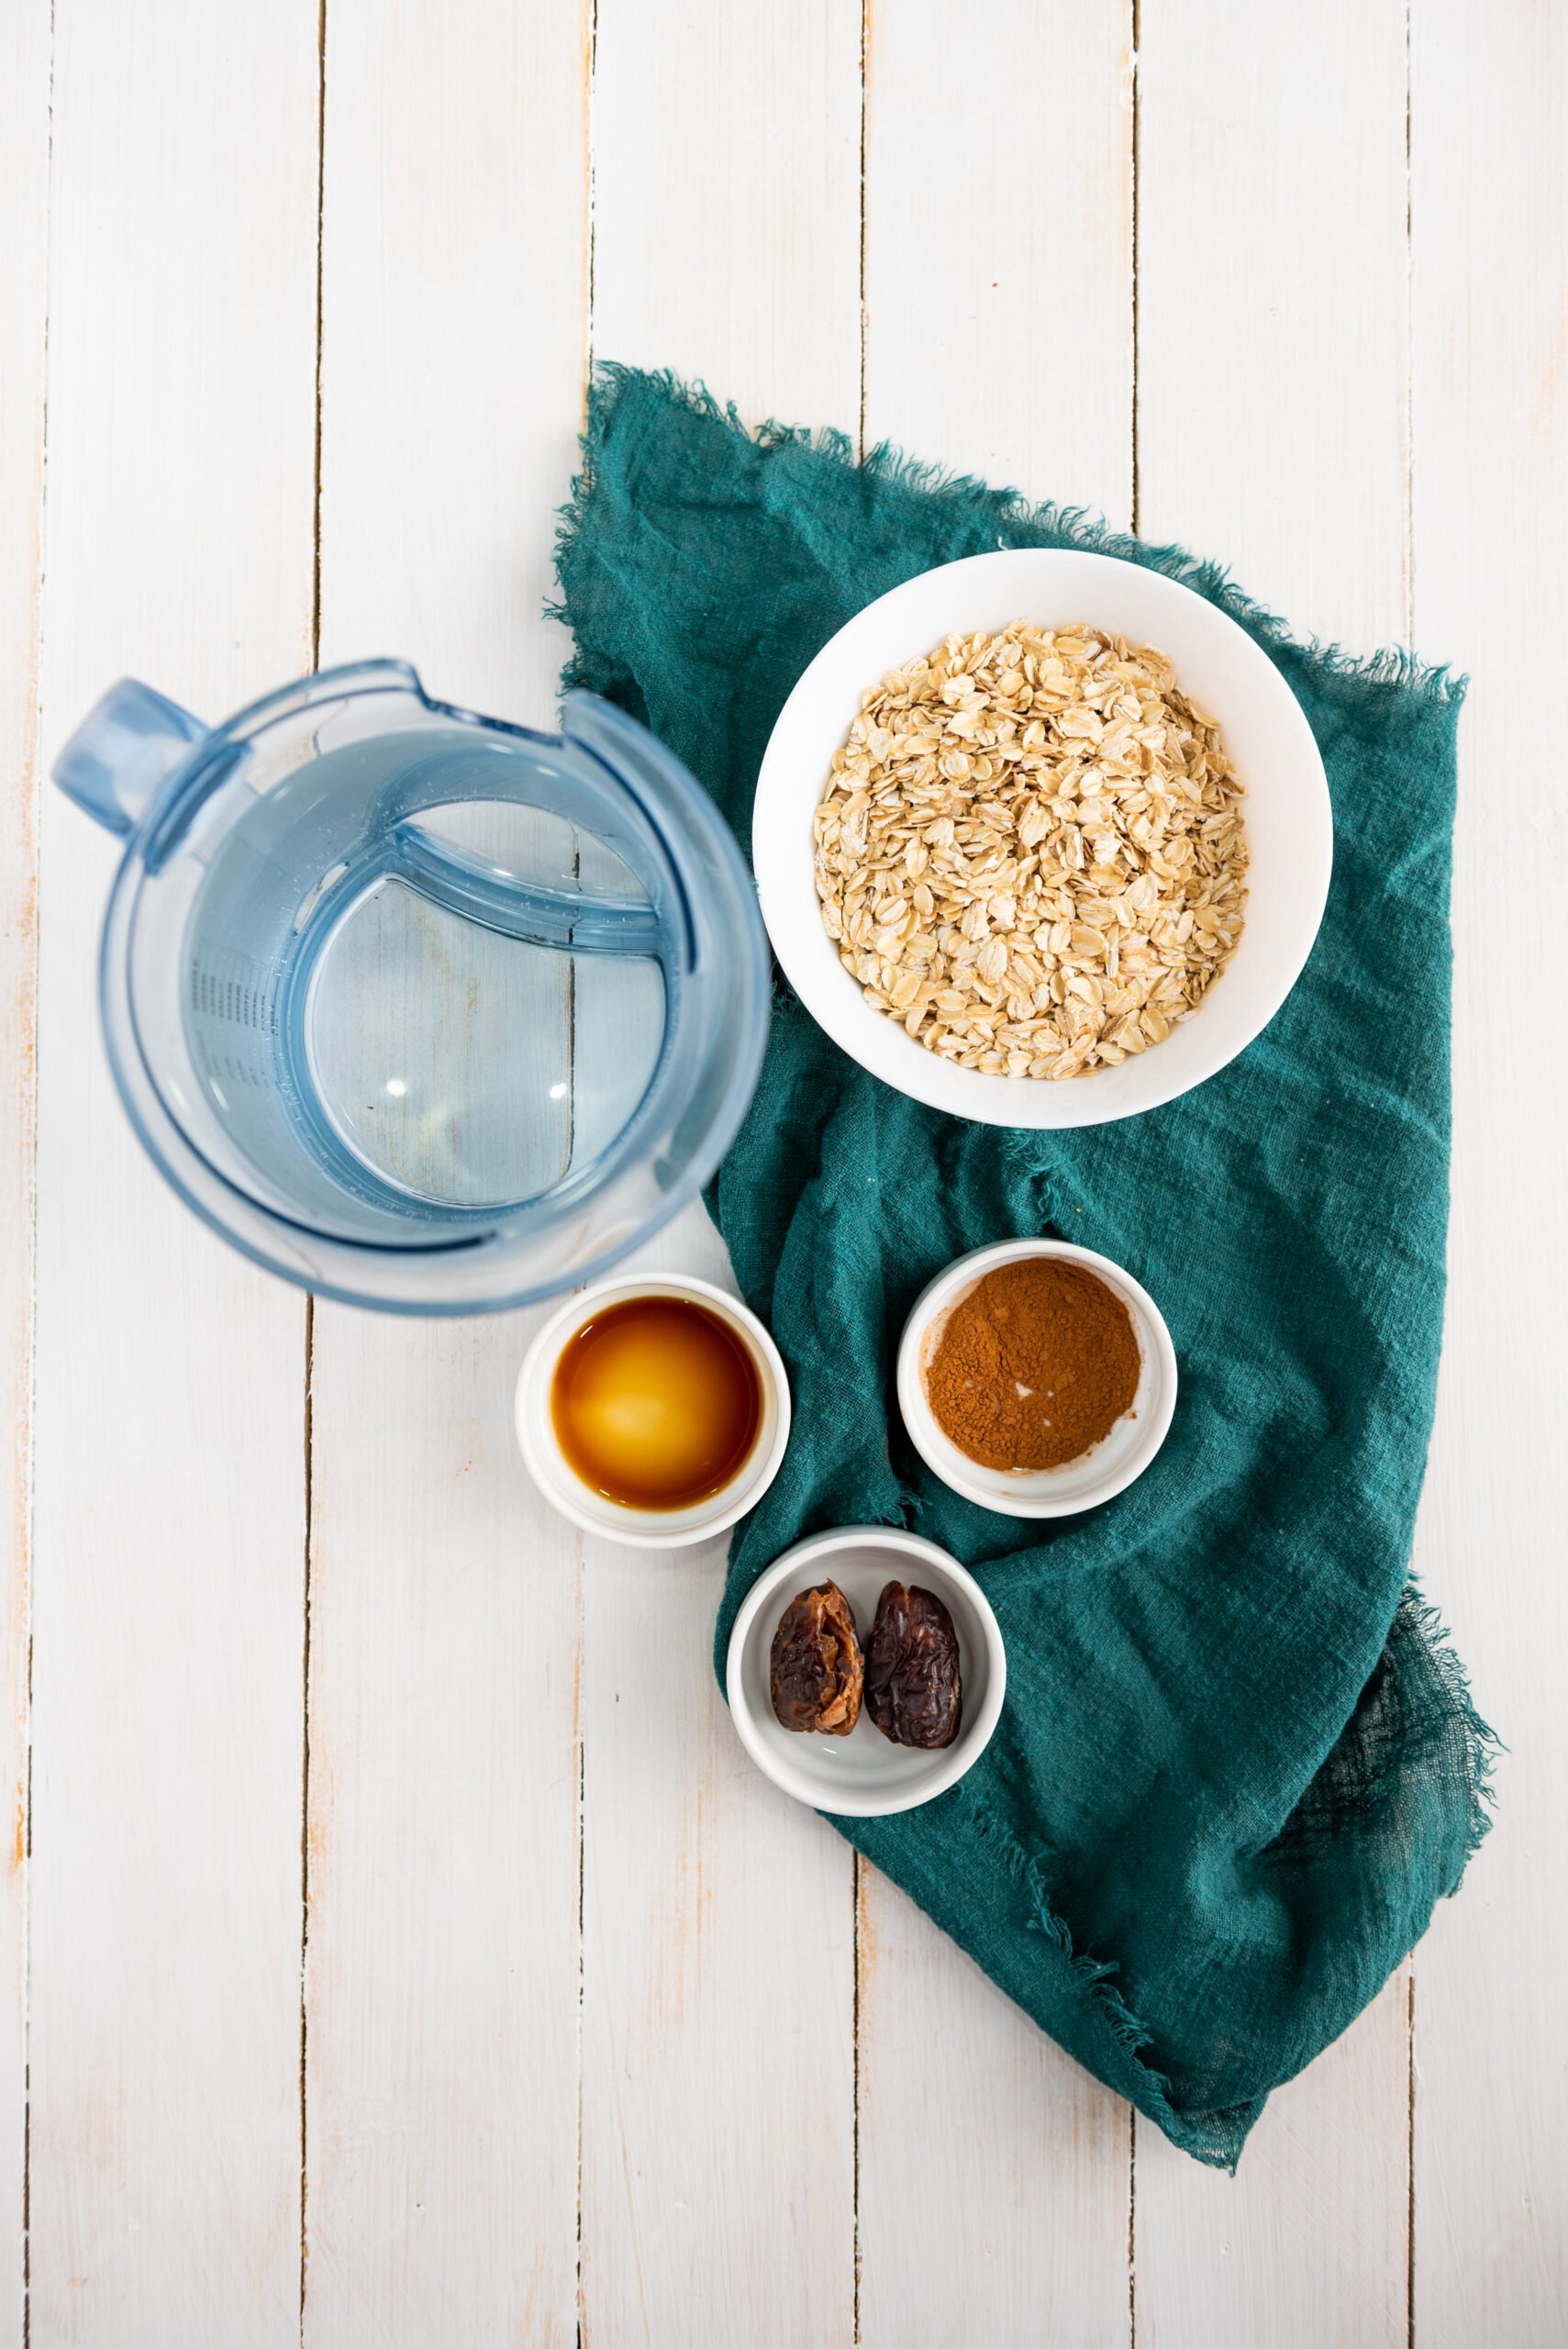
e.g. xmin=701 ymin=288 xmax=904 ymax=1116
xmin=306 ymin=3 xmax=587 ymax=2340
xmin=585 ymin=16 xmax=861 ymax=2340
xmin=1134 ymin=8 xmax=1416 ymax=2343
xmin=0 ymin=0 xmax=1562 ymax=2341
xmin=1410 ymin=5 xmax=1568 ymax=2344
xmin=0 ymin=4 xmax=50 ymax=2342
xmin=579 ymin=1223 xmax=855 ymax=2348
xmin=27 ymin=4 xmax=317 ymax=2342
xmin=857 ymin=11 xmax=1136 ymax=2343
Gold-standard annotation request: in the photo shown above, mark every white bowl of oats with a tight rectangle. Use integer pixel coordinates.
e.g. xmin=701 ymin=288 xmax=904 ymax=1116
xmin=752 ymin=549 xmax=1331 ymax=1127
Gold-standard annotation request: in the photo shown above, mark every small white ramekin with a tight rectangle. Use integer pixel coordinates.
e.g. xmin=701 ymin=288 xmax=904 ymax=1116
xmin=726 ymin=1527 xmax=1006 ymax=1817
xmin=896 ymin=1239 xmax=1177 ymax=1518
xmin=515 ymin=1273 xmax=791 ymax=1550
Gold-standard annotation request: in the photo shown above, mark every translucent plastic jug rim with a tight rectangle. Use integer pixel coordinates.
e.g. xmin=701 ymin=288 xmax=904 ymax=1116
xmin=81 ymin=662 xmax=770 ymax=1314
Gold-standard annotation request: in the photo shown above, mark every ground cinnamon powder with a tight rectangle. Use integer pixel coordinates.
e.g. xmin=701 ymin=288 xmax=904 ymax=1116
xmin=923 ymin=1258 xmax=1140 ymax=1471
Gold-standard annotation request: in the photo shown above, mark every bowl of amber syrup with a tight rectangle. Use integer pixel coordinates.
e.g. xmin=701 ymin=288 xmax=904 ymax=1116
xmin=515 ymin=1274 xmax=791 ymax=1549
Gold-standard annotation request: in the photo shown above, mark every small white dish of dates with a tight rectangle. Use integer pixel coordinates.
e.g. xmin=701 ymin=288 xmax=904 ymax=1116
xmin=725 ymin=1528 xmax=1006 ymax=1818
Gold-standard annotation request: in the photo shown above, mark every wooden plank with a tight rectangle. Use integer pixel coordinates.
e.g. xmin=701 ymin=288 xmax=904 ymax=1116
xmin=862 ymin=0 xmax=1135 ymax=511
xmin=578 ymin=1214 xmax=857 ymax=2349
xmin=857 ymin=1875 xmax=1131 ymax=2349
xmin=581 ymin=7 xmax=861 ymax=2339
xmin=1139 ymin=1981 xmax=1408 ymax=2349
xmin=301 ymin=1 xmax=590 ymax=2340
xmin=1135 ymin=6 xmax=1414 ymax=2343
xmin=1408 ymin=3 xmax=1568 ymax=2342
xmin=855 ymin=6 xmax=1137 ymax=2341
xmin=28 ymin=0 xmax=318 ymax=2338
xmin=1139 ymin=0 xmax=1410 ymax=651
xmin=0 ymin=1 xmax=51 ymax=2340
xmin=302 ymin=1319 xmax=581 ymax=2344
xmin=590 ymin=0 xmax=863 ymax=431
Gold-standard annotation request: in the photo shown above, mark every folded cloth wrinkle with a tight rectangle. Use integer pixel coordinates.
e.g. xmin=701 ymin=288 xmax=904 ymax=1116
xmin=551 ymin=362 xmax=1497 ymax=2168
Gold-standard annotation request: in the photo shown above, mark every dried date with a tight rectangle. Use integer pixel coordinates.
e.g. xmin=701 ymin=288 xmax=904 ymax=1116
xmin=865 ymin=1582 xmax=962 ymax=1749
xmin=770 ymin=1581 xmax=864 ymax=1735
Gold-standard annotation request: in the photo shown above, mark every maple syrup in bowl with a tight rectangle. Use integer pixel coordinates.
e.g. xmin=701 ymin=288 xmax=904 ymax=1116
xmin=516 ymin=1275 xmax=790 ymax=1549
xmin=551 ymin=1297 xmax=763 ymax=1508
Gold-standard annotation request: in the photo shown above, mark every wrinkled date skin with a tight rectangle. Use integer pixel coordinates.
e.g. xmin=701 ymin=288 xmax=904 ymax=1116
xmin=866 ymin=1582 xmax=962 ymax=1749
xmin=770 ymin=1581 xmax=864 ymax=1735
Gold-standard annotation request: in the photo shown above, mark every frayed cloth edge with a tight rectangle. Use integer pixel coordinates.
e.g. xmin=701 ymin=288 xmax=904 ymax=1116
xmin=550 ymin=362 xmax=1469 ymax=713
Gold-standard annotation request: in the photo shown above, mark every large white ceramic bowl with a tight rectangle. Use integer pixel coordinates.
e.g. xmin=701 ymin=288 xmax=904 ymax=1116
xmin=753 ymin=548 xmax=1332 ymax=1129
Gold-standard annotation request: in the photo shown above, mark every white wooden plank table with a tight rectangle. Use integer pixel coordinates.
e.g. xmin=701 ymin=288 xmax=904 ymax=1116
xmin=1 ymin=1 xmax=1563 ymax=2342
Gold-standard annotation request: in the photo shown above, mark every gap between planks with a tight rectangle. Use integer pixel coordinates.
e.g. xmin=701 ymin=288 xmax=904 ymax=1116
xmin=577 ymin=8 xmax=596 ymax=2344
xmin=1128 ymin=6 xmax=1140 ymax=2332
xmin=1129 ymin=0 xmax=1142 ymax=541
xmin=298 ymin=0 xmax=328 ymax=2332
xmin=1405 ymin=0 xmax=1420 ymax=2298
xmin=20 ymin=5 xmax=61 ymax=2344
xmin=852 ymin=17 xmax=868 ymax=2333
xmin=291 ymin=6 xmax=1143 ymax=2337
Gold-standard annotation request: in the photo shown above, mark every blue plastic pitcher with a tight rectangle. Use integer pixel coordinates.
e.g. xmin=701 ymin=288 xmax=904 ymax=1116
xmin=54 ymin=662 xmax=770 ymax=1313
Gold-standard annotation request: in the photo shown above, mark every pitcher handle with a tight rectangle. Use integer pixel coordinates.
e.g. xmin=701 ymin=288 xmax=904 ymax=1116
xmin=53 ymin=678 xmax=208 ymax=838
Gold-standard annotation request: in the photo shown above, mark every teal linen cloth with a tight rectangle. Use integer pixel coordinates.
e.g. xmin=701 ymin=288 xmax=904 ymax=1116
xmin=553 ymin=364 xmax=1496 ymax=2168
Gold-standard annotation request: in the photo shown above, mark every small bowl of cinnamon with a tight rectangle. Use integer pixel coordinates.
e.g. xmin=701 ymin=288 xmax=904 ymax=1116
xmin=896 ymin=1240 xmax=1177 ymax=1517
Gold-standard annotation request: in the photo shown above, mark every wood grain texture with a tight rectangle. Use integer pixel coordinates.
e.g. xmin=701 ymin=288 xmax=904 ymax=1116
xmin=856 ymin=8 xmax=1135 ymax=2342
xmin=28 ymin=0 xmax=318 ymax=2339
xmin=6 ymin=2 xmax=1566 ymax=2339
xmin=578 ymin=12 xmax=862 ymax=2339
xmin=1138 ymin=0 xmax=1410 ymax=650
xmin=304 ymin=1 xmax=590 ymax=2339
xmin=578 ymin=1211 xmax=856 ymax=2349
xmin=1409 ymin=2 xmax=1568 ymax=2342
xmin=862 ymin=0 xmax=1135 ymax=512
xmin=1138 ymin=1980 xmax=1409 ymax=2349
xmin=302 ymin=1313 xmax=581 ymax=2346
xmin=591 ymin=0 xmax=862 ymax=432
xmin=856 ymin=1874 xmax=1130 ymax=2349
xmin=1134 ymin=5 xmax=1414 ymax=2343
xmin=0 ymin=2 xmax=50 ymax=2340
